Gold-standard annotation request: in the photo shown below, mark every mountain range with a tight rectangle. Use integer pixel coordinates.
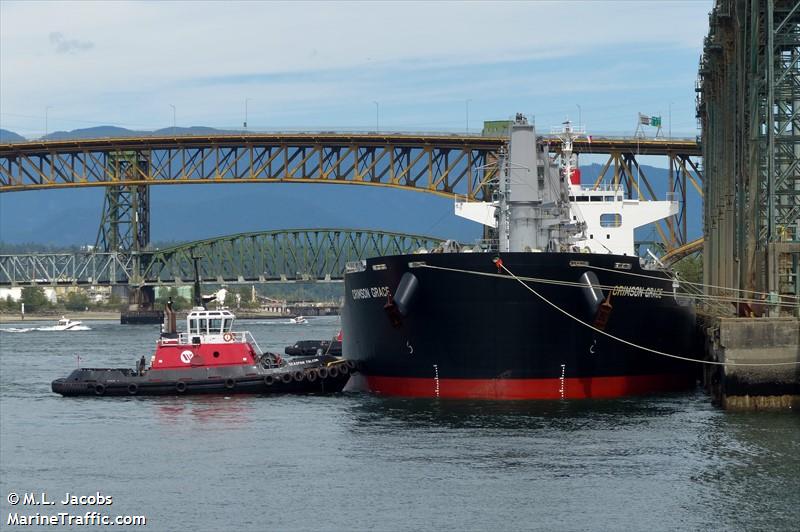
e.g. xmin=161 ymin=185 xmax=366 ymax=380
xmin=0 ymin=126 xmax=702 ymax=249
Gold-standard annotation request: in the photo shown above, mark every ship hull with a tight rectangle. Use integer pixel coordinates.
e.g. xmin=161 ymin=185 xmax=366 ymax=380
xmin=342 ymin=252 xmax=701 ymax=400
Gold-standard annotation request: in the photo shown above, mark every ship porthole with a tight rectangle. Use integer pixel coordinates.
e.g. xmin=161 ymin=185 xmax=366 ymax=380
xmin=213 ymin=351 xmax=220 ymax=358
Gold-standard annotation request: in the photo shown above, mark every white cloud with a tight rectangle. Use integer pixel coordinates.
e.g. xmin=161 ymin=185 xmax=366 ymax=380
xmin=48 ymin=32 xmax=94 ymax=54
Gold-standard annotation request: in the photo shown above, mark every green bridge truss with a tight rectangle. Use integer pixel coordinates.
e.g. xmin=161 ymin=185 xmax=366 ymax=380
xmin=0 ymin=228 xmax=449 ymax=287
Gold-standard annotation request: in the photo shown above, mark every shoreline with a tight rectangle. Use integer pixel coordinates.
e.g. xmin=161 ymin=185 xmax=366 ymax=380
xmin=0 ymin=311 xmax=120 ymax=323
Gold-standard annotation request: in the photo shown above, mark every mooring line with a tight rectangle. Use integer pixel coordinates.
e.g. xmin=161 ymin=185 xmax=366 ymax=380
xmin=419 ymin=263 xmax=800 ymax=368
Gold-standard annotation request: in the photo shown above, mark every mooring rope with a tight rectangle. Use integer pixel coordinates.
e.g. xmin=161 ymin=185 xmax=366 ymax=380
xmin=419 ymin=262 xmax=800 ymax=367
xmin=587 ymin=263 xmax=799 ymax=303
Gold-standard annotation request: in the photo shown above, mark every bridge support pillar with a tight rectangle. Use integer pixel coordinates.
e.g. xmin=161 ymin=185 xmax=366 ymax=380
xmin=121 ymin=286 xmax=163 ymax=324
xmin=95 ymin=151 xmax=150 ymax=255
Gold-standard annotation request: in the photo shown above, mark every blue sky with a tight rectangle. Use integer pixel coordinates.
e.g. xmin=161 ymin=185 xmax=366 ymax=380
xmin=1 ymin=1 xmax=713 ymax=138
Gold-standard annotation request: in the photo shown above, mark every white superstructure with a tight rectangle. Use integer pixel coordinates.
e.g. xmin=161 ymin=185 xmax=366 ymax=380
xmin=454 ymin=115 xmax=677 ymax=256
xmin=567 ymin=183 xmax=677 ymax=256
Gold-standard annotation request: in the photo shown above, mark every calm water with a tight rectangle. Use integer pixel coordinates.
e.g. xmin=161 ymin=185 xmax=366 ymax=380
xmin=1 ymin=317 xmax=798 ymax=531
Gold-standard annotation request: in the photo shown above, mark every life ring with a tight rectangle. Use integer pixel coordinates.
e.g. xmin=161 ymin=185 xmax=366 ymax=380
xmin=280 ymin=373 xmax=293 ymax=384
xmin=223 ymin=332 xmax=234 ymax=343
xmin=317 ymin=367 xmax=329 ymax=379
xmin=305 ymin=369 xmax=318 ymax=382
xmin=224 ymin=378 xmax=236 ymax=389
xmin=292 ymin=371 xmax=305 ymax=382
xmin=127 ymin=383 xmax=138 ymax=395
xmin=175 ymin=381 xmax=187 ymax=393
xmin=93 ymin=383 xmax=106 ymax=396
xmin=264 ymin=375 xmax=276 ymax=386
xmin=328 ymin=366 xmax=339 ymax=378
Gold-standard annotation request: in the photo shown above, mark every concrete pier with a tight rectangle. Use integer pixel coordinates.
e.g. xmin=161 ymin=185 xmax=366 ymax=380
xmin=704 ymin=317 xmax=800 ymax=410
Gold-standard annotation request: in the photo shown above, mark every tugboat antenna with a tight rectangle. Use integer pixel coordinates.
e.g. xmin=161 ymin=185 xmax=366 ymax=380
xmin=191 ymin=253 xmax=204 ymax=309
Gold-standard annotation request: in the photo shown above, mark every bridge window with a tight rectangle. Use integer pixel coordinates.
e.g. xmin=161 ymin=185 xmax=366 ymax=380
xmin=210 ymin=318 xmax=222 ymax=333
xmin=600 ymin=213 xmax=622 ymax=227
xmin=199 ymin=318 xmax=208 ymax=334
xmin=590 ymin=196 xmax=602 ymax=202
xmin=189 ymin=319 xmax=198 ymax=334
xmin=576 ymin=196 xmax=589 ymax=202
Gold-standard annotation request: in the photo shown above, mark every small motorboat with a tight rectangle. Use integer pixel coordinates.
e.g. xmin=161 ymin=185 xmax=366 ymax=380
xmin=288 ymin=316 xmax=308 ymax=324
xmin=55 ymin=317 xmax=84 ymax=330
xmin=51 ymin=317 xmax=86 ymax=331
xmin=51 ymin=303 xmax=353 ymax=397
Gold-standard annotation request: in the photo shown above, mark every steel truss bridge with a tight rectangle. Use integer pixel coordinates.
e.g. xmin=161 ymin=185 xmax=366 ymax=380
xmin=699 ymin=0 xmax=800 ymax=307
xmin=0 ymin=228 xmax=449 ymax=287
xmin=0 ymin=133 xmax=702 ymax=257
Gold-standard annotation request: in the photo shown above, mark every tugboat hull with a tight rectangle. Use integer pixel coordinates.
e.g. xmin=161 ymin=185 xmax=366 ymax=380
xmin=52 ymin=358 xmax=355 ymax=397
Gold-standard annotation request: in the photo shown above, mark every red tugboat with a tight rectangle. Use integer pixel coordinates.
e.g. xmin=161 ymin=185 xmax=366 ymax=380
xmin=52 ymin=302 xmax=354 ymax=397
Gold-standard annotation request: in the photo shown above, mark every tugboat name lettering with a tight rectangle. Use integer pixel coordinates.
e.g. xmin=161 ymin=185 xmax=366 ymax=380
xmin=611 ymin=285 xmax=663 ymax=299
xmin=351 ymin=286 xmax=390 ymax=300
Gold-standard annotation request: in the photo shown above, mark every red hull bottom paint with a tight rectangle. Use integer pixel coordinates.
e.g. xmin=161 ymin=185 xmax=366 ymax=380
xmin=366 ymin=374 xmax=695 ymax=400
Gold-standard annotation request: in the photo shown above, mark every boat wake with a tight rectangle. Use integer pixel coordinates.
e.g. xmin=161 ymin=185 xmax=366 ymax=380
xmin=1 ymin=325 xmax=92 ymax=332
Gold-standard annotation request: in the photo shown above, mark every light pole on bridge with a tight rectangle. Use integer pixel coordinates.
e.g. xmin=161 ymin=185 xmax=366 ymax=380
xmin=169 ymin=104 xmax=176 ymax=136
xmin=466 ymin=99 xmax=472 ymax=134
xmin=44 ymin=105 xmax=53 ymax=138
xmin=244 ymin=97 xmax=252 ymax=130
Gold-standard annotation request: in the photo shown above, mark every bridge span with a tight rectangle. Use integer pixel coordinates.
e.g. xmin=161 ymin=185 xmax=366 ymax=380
xmin=0 ymin=228 xmax=449 ymax=287
xmin=0 ymin=132 xmax=702 ymax=252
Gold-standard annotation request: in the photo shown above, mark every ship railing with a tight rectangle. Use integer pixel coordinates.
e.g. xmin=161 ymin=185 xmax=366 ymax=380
xmin=472 ymin=239 xmax=498 ymax=252
xmin=579 ymin=183 xmax=624 ymax=192
xmin=345 ymin=260 xmax=366 ymax=273
xmin=171 ymin=331 xmax=264 ymax=354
